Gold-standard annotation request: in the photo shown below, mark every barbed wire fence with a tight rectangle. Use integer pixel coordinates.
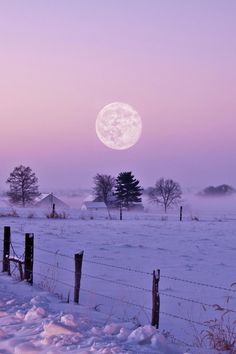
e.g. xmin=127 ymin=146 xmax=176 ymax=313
xmin=1 ymin=225 xmax=236 ymax=350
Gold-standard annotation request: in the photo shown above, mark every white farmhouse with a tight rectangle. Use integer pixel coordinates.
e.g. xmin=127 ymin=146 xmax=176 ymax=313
xmin=81 ymin=201 xmax=107 ymax=211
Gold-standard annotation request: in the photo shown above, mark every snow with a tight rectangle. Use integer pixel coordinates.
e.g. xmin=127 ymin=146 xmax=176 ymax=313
xmin=0 ymin=275 xmax=182 ymax=353
xmin=0 ymin=195 xmax=235 ymax=353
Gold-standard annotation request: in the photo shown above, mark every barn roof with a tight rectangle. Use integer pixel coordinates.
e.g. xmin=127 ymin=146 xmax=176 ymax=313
xmin=82 ymin=201 xmax=107 ymax=209
xmin=35 ymin=193 xmax=68 ymax=208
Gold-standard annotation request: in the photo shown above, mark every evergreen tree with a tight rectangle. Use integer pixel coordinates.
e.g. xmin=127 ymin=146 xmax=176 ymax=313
xmin=6 ymin=165 xmax=40 ymax=207
xmin=115 ymin=171 xmax=142 ymax=209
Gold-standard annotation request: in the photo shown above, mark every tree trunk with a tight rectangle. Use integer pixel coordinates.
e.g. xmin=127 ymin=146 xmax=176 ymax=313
xmin=21 ymin=182 xmax=25 ymax=207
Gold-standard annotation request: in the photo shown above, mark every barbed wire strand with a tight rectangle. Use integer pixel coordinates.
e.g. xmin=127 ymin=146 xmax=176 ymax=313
xmin=83 ymin=273 xmax=151 ymax=293
xmin=5 ymin=240 xmax=74 ymax=261
xmin=32 ymin=270 xmax=73 ymax=289
xmin=84 ymin=259 xmax=236 ymax=293
xmin=34 ymin=246 xmax=73 ymax=260
xmin=3 ymin=236 xmax=236 ymax=323
xmin=160 ymin=311 xmax=208 ymax=327
xmin=4 ymin=239 xmax=235 ymax=293
xmin=161 ymin=274 xmax=236 ymax=293
xmin=34 ymin=258 xmax=74 ymax=274
xmin=10 ymin=241 xmax=24 ymax=261
xmin=84 ymin=259 xmax=151 ymax=276
xmin=81 ymin=288 xmax=207 ymax=327
xmin=9 ymin=263 xmax=19 ymax=277
xmin=81 ymin=288 xmax=152 ymax=311
xmin=161 ymin=292 xmax=236 ymax=313
xmin=5 ymin=244 xmax=236 ymax=296
xmin=170 ymin=335 xmax=196 ymax=349
xmin=8 ymin=239 xmax=22 ymax=246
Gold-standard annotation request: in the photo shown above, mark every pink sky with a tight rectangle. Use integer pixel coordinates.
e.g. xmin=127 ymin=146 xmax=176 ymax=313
xmin=0 ymin=1 xmax=236 ymax=191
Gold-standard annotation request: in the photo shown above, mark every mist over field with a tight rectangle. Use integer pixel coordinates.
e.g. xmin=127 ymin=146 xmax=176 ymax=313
xmin=2 ymin=184 xmax=236 ymax=216
xmin=0 ymin=1 xmax=236 ymax=352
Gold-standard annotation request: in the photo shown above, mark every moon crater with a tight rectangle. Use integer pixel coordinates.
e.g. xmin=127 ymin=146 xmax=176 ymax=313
xmin=96 ymin=102 xmax=142 ymax=150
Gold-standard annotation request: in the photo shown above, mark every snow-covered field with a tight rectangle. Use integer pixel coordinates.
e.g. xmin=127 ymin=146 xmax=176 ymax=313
xmin=0 ymin=274 xmax=182 ymax=354
xmin=0 ymin=195 xmax=235 ymax=353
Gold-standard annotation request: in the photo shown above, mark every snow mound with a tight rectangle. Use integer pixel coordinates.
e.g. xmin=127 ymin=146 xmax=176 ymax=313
xmin=60 ymin=313 xmax=78 ymax=327
xmin=24 ymin=306 xmax=46 ymax=321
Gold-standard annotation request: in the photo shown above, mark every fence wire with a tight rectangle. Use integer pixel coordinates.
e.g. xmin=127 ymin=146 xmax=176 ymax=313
xmin=160 ymin=311 xmax=208 ymax=327
xmin=2 ymin=226 xmax=236 ymax=350
xmin=80 ymin=288 xmax=152 ymax=312
xmin=83 ymin=272 xmax=151 ymax=293
xmin=160 ymin=292 xmax=236 ymax=313
xmin=34 ymin=245 xmax=73 ymax=260
xmin=84 ymin=258 xmax=152 ymax=276
xmin=34 ymin=258 xmax=74 ymax=274
xmin=33 ymin=270 xmax=73 ymax=289
xmin=10 ymin=241 xmax=24 ymax=261
xmin=161 ymin=274 xmax=236 ymax=293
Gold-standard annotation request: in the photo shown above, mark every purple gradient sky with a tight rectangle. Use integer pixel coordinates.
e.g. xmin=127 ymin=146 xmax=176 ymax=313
xmin=0 ymin=1 xmax=236 ymax=191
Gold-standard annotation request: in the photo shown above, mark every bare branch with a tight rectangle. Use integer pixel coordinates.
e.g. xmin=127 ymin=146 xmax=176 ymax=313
xmin=148 ymin=178 xmax=182 ymax=212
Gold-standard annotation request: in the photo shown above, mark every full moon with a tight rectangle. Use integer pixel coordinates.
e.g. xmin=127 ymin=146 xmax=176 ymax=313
xmin=96 ymin=102 xmax=142 ymax=150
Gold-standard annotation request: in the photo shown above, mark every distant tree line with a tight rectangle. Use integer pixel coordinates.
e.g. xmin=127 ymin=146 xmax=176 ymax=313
xmin=10 ymin=164 xmax=234 ymax=213
xmin=198 ymin=184 xmax=235 ymax=197
xmin=92 ymin=173 xmax=183 ymax=212
xmin=92 ymin=172 xmax=142 ymax=210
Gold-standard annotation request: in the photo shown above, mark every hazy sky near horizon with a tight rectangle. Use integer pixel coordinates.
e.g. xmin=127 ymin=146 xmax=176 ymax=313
xmin=0 ymin=0 xmax=236 ymax=191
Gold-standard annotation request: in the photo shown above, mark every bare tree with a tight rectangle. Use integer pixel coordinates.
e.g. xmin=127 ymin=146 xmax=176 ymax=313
xmin=6 ymin=165 xmax=40 ymax=207
xmin=149 ymin=178 xmax=182 ymax=212
xmin=93 ymin=174 xmax=116 ymax=206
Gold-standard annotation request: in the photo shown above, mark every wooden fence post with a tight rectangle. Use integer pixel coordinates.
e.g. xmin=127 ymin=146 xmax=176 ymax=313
xmin=74 ymin=251 xmax=84 ymax=304
xmin=2 ymin=226 xmax=11 ymax=273
xmin=52 ymin=203 xmax=56 ymax=218
xmin=24 ymin=233 xmax=34 ymax=284
xmin=151 ymin=269 xmax=160 ymax=328
xmin=120 ymin=205 xmax=123 ymax=220
xmin=180 ymin=206 xmax=183 ymax=221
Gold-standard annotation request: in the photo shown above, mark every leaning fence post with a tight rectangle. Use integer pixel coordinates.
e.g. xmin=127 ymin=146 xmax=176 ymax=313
xmin=151 ymin=269 xmax=160 ymax=328
xmin=74 ymin=251 xmax=84 ymax=304
xmin=2 ymin=226 xmax=11 ymax=273
xmin=24 ymin=233 xmax=34 ymax=284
